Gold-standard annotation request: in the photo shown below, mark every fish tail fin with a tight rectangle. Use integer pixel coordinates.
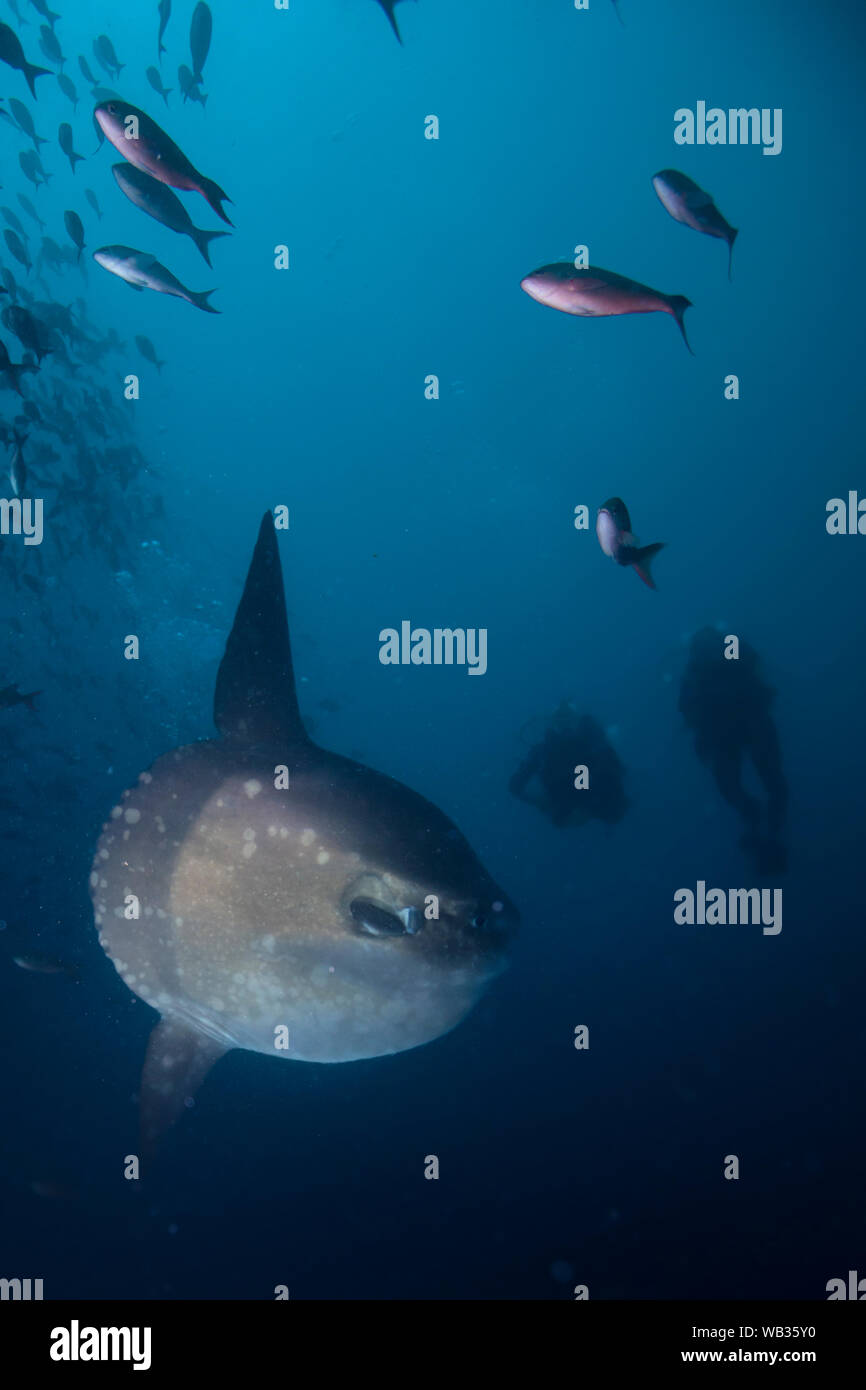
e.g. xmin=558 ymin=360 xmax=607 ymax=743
xmin=22 ymin=691 xmax=41 ymax=713
xmin=24 ymin=63 xmax=51 ymax=100
xmin=382 ymin=1 xmax=403 ymax=42
xmin=631 ymin=542 xmax=665 ymax=591
xmin=161 ymin=89 xmax=172 ymax=106
xmin=190 ymin=288 xmax=220 ymax=314
xmin=668 ymin=294 xmax=693 ymax=354
xmin=34 ymin=135 xmax=48 ymax=150
xmin=201 ymin=92 xmax=208 ymax=109
xmin=139 ymin=1017 xmax=227 ymax=1164
xmin=198 ymin=176 xmax=233 ymax=227
xmin=727 ymin=229 xmax=738 ymax=281
xmin=70 ymin=154 xmax=84 ymax=174
xmin=192 ymin=227 xmax=230 ymax=268
xmin=159 ymin=42 xmax=167 ymax=61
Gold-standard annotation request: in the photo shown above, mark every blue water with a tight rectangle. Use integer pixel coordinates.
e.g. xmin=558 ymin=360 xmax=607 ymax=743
xmin=1 ymin=0 xmax=864 ymax=1300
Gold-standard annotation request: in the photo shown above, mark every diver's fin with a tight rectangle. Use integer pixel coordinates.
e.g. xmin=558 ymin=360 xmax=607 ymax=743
xmin=214 ymin=511 xmax=308 ymax=745
xmin=631 ymin=542 xmax=665 ymax=590
xmin=139 ymin=1017 xmax=226 ymax=1161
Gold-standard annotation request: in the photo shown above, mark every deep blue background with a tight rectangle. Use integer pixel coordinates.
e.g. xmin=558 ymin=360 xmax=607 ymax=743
xmin=1 ymin=0 xmax=864 ymax=1299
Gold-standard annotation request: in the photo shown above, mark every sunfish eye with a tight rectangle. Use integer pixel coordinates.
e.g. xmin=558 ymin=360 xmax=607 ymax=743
xmin=349 ymin=899 xmax=422 ymax=939
xmin=470 ymin=912 xmax=487 ymax=930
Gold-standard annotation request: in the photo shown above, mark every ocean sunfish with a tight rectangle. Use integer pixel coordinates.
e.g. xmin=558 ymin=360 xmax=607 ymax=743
xmin=90 ymin=513 xmax=518 ymax=1155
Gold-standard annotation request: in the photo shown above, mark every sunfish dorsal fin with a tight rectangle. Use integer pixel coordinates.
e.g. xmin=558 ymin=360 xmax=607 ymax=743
xmin=214 ymin=511 xmax=307 ymax=744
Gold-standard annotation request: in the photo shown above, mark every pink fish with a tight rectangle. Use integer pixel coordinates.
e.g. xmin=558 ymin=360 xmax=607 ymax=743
xmin=93 ymin=98 xmax=232 ymax=225
xmin=653 ymin=169 xmax=738 ymax=280
xmin=521 ymin=262 xmax=693 ymax=353
xmin=596 ymin=497 xmax=665 ymax=590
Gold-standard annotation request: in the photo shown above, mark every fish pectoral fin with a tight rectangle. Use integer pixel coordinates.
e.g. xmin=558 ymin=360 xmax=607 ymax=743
xmin=683 ymin=189 xmax=714 ymax=212
xmin=139 ymin=1017 xmax=227 ymax=1161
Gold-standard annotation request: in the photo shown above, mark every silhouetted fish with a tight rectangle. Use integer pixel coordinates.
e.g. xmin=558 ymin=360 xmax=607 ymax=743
xmin=9 ymin=96 xmax=47 ymax=148
xmin=38 ymin=21 xmax=63 ymax=71
xmin=59 ymin=121 xmax=84 ymax=173
xmin=158 ymin=0 xmax=172 ymax=62
xmin=189 ymin=1 xmax=211 ymax=85
xmin=30 ymin=0 xmax=60 ymax=29
xmin=146 ymin=64 xmax=172 ymax=106
xmin=19 ymin=148 xmax=50 ymax=189
xmin=57 ymin=72 xmax=78 ymax=108
xmin=17 ymin=193 xmax=45 ymax=229
xmin=3 ymin=304 xmax=52 ymax=361
xmin=3 ymin=228 xmax=32 ymax=274
xmin=63 ymin=208 xmax=85 ymax=262
xmin=135 ymin=334 xmax=165 ymax=371
xmin=13 ymin=954 xmax=78 ymax=978
xmin=0 ymin=22 xmax=51 ymax=98
xmin=93 ymin=34 xmax=123 ymax=80
xmin=1 ymin=205 xmax=26 ymax=237
xmin=78 ymin=55 xmax=98 ymax=87
xmin=177 ymin=64 xmax=206 ymax=109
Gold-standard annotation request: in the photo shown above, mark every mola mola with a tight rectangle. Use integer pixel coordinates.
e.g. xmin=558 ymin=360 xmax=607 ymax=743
xmin=90 ymin=513 xmax=517 ymax=1155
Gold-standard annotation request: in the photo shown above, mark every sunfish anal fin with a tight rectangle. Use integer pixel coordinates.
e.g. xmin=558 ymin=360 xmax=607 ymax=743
xmin=213 ymin=511 xmax=308 ymax=746
xmin=139 ymin=1017 xmax=227 ymax=1160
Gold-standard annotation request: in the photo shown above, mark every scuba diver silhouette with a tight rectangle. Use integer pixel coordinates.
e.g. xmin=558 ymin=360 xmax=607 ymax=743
xmin=678 ymin=628 xmax=788 ymax=873
xmin=509 ymin=701 xmax=628 ymax=829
